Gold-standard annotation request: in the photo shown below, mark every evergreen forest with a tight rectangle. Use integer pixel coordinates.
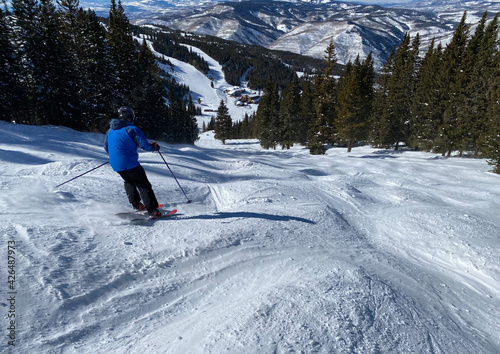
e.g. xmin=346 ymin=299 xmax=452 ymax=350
xmin=0 ymin=0 xmax=198 ymax=143
xmin=233 ymin=11 xmax=500 ymax=173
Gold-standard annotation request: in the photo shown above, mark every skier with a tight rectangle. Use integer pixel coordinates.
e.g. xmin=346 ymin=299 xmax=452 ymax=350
xmin=104 ymin=106 xmax=162 ymax=218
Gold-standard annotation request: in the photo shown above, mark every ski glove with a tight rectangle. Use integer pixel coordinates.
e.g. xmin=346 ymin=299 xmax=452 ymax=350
xmin=151 ymin=142 xmax=160 ymax=151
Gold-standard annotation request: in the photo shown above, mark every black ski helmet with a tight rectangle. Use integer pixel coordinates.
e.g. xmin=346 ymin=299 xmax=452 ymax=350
xmin=118 ymin=106 xmax=135 ymax=120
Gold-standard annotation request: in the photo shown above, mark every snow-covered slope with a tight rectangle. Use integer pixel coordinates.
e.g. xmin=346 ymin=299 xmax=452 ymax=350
xmin=136 ymin=34 xmax=259 ymax=124
xmin=2 ymin=121 xmax=500 ymax=353
xmin=2 ymin=38 xmax=499 ymax=354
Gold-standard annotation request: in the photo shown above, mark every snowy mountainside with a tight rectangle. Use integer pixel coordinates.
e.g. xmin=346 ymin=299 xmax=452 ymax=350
xmin=136 ymin=34 xmax=259 ymax=123
xmin=132 ymin=0 xmax=496 ymax=68
xmin=395 ymin=0 xmax=500 ymax=13
xmin=392 ymin=0 xmax=500 ymax=24
xmin=79 ymin=0 xmax=499 ymax=68
xmin=136 ymin=1 xmax=438 ymax=67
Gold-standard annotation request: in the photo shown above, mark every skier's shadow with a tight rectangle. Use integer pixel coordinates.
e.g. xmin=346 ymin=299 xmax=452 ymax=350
xmin=180 ymin=212 xmax=315 ymax=224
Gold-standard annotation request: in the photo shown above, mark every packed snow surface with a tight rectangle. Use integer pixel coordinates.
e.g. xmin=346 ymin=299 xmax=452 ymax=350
xmin=1 ymin=122 xmax=499 ymax=353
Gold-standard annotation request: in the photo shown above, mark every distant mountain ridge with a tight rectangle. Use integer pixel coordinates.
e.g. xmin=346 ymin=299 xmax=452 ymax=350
xmin=82 ymin=0 xmax=500 ymax=68
xmin=393 ymin=0 xmax=500 ymax=12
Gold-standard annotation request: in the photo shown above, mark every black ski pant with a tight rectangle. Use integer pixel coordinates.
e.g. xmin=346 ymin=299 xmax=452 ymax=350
xmin=118 ymin=165 xmax=159 ymax=213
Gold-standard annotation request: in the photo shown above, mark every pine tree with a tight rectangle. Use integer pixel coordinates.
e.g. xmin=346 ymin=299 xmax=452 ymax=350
xmin=240 ymin=113 xmax=254 ymax=139
xmin=11 ymin=0 xmax=41 ymax=123
xmin=135 ymin=39 xmax=168 ymax=138
xmin=435 ymin=12 xmax=470 ymax=156
xmin=214 ymin=100 xmax=232 ymax=144
xmin=107 ymin=0 xmax=139 ymax=105
xmin=10 ymin=0 xmax=84 ymax=127
xmin=369 ymin=49 xmax=395 ymax=147
xmin=255 ymin=78 xmax=273 ymax=147
xmin=58 ymin=0 xmax=83 ymax=84
xmin=256 ymin=77 xmax=280 ymax=149
xmin=76 ymin=9 xmax=117 ymax=130
xmin=336 ymin=54 xmax=374 ymax=152
xmin=187 ymin=95 xmax=197 ymax=117
xmin=58 ymin=0 xmax=92 ymax=129
xmin=184 ymin=94 xmax=200 ymax=143
xmin=376 ymin=33 xmax=419 ymax=150
xmin=308 ymin=39 xmax=337 ymax=154
xmin=57 ymin=2 xmax=117 ymax=130
xmin=299 ymin=77 xmax=314 ymax=145
xmin=0 ymin=4 xmax=23 ymax=122
xmin=361 ymin=56 xmax=374 ymax=139
xmin=336 ymin=61 xmax=358 ymax=151
xmin=484 ymin=64 xmax=500 ymax=172
xmin=479 ymin=13 xmax=500 ymax=172
xmin=205 ymin=116 xmax=216 ymax=131
xmin=408 ymin=39 xmax=444 ymax=150
xmin=185 ymin=107 xmax=200 ymax=144
xmin=279 ymin=72 xmax=301 ymax=149
xmin=450 ymin=12 xmax=491 ymax=155
xmin=316 ymin=40 xmax=337 ymax=141
xmin=36 ymin=0 xmax=79 ymax=127
xmin=166 ymin=93 xmax=183 ymax=143
xmin=266 ymin=85 xmax=282 ymax=150
xmin=470 ymin=13 xmax=499 ymax=155
xmin=167 ymin=97 xmax=198 ymax=144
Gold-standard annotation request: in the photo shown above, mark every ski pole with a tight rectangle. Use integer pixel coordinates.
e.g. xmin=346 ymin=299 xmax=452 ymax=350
xmin=55 ymin=161 xmax=109 ymax=188
xmin=158 ymin=151 xmax=192 ymax=204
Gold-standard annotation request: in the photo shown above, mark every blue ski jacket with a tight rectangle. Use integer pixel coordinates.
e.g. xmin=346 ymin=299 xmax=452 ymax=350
xmin=104 ymin=119 xmax=154 ymax=172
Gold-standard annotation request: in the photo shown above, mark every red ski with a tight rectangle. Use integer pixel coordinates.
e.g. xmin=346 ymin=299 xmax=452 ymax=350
xmin=130 ymin=209 xmax=178 ymax=225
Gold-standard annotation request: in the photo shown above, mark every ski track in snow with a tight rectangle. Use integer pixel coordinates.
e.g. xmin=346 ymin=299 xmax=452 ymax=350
xmin=0 ymin=122 xmax=499 ymax=353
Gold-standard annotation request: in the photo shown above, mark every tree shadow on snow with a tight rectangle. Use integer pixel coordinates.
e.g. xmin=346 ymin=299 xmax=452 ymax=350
xmin=181 ymin=211 xmax=315 ymax=224
xmin=0 ymin=148 xmax=55 ymax=165
xmin=350 ymin=150 xmax=402 ymax=159
xmin=352 ymin=155 xmax=399 ymax=159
